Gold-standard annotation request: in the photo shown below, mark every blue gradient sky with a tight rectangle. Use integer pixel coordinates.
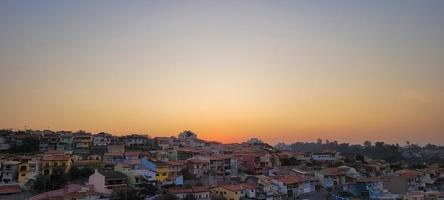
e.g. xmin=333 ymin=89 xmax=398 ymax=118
xmin=1 ymin=1 xmax=443 ymax=144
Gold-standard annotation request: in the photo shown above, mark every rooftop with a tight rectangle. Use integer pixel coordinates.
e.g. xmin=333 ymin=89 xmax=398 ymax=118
xmin=99 ymin=170 xmax=127 ymax=179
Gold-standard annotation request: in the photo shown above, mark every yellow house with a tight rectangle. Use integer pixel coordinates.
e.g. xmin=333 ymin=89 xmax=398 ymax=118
xmin=155 ymin=161 xmax=170 ymax=182
xmin=210 ymin=185 xmax=245 ymax=200
xmin=17 ymin=159 xmax=40 ymax=184
xmin=41 ymin=153 xmax=72 ymax=176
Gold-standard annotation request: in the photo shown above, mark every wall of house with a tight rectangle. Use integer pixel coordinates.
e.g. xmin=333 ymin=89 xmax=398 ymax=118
xmin=88 ymin=171 xmax=106 ymax=194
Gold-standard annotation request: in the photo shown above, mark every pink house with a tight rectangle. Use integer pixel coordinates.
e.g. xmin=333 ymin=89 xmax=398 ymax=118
xmin=88 ymin=169 xmax=128 ymax=194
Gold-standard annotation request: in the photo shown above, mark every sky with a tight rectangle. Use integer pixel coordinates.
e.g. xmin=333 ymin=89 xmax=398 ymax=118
xmin=0 ymin=0 xmax=443 ymax=145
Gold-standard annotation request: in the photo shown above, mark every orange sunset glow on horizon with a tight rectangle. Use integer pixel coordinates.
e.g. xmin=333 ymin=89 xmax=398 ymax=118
xmin=1 ymin=1 xmax=443 ymax=145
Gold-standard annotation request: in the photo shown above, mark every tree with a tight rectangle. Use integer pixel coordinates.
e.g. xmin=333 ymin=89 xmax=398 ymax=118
xmin=110 ymin=186 xmax=141 ymax=200
xmin=8 ymin=137 xmax=39 ymax=153
xmin=69 ymin=166 xmax=94 ymax=182
xmin=136 ymin=178 xmax=158 ymax=198
xmin=32 ymin=167 xmax=68 ymax=192
xmin=364 ymin=141 xmax=372 ymax=148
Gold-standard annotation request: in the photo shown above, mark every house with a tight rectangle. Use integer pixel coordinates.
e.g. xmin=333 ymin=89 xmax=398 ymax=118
xmin=154 ymin=161 xmax=171 ymax=182
xmin=18 ymin=157 xmax=40 ymax=184
xmin=41 ymin=153 xmax=72 ymax=175
xmin=30 ymin=184 xmax=99 ymax=200
xmin=155 ymin=137 xmax=173 ymax=149
xmin=239 ymin=183 xmax=258 ymax=199
xmin=234 ymin=153 xmax=272 ymax=175
xmin=169 ymin=160 xmax=186 ymax=178
xmin=155 ymin=150 xmax=170 ymax=162
xmin=312 ymin=150 xmax=340 ymax=162
xmin=115 ymin=154 xmax=151 ymax=186
xmin=210 ymin=184 xmax=246 ymax=200
xmin=0 ymin=160 xmax=20 ymax=183
xmin=202 ymin=155 xmax=238 ymax=177
xmin=176 ymin=147 xmax=200 ymax=160
xmin=336 ymin=165 xmax=363 ymax=181
xmin=381 ymin=170 xmax=426 ymax=195
xmin=39 ymin=133 xmax=58 ymax=152
xmin=123 ymin=134 xmax=149 ymax=148
xmin=103 ymin=152 xmax=123 ymax=164
xmin=315 ymin=167 xmax=347 ymax=188
xmin=187 ymin=159 xmax=209 ymax=178
xmin=357 ymin=160 xmax=392 ymax=177
xmin=140 ymin=157 xmax=159 ymax=181
xmin=142 ymin=160 xmax=183 ymax=186
xmin=107 ymin=144 xmax=125 ymax=154
xmin=88 ymin=169 xmax=128 ymax=194
xmin=124 ymin=151 xmax=141 ymax=160
xmin=290 ymin=168 xmax=315 ymax=180
xmin=56 ymin=132 xmax=73 ymax=151
xmin=348 ymin=177 xmax=383 ymax=199
xmin=92 ymin=132 xmax=113 ymax=147
xmin=73 ymin=148 xmax=92 ymax=160
xmin=169 ymin=186 xmax=210 ymax=200
xmin=245 ymin=175 xmax=282 ymax=199
xmin=271 ymin=175 xmax=316 ymax=198
xmin=0 ymin=131 xmax=11 ymax=152
xmin=73 ymin=132 xmax=92 ymax=149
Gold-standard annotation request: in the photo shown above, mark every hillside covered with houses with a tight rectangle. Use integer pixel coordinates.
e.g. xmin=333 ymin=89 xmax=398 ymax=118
xmin=0 ymin=129 xmax=443 ymax=200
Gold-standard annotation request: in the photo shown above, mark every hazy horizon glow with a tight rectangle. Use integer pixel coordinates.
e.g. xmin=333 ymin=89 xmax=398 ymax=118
xmin=1 ymin=1 xmax=443 ymax=145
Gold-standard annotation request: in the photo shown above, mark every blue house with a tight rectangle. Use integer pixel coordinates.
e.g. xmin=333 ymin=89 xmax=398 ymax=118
xmin=141 ymin=157 xmax=157 ymax=181
xmin=348 ymin=178 xmax=382 ymax=199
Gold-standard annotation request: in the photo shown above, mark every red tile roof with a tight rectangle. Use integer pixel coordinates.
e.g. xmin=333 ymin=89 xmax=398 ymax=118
xmin=42 ymin=154 xmax=71 ymax=161
xmin=0 ymin=185 xmax=21 ymax=195
xmin=188 ymin=159 xmax=209 ymax=164
xmin=221 ymin=184 xmax=244 ymax=192
xmin=320 ymin=167 xmax=346 ymax=176
xmin=397 ymin=170 xmax=423 ymax=180
xmin=273 ymin=175 xmax=305 ymax=184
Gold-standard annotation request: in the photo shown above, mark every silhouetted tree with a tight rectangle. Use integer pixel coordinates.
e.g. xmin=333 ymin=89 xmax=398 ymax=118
xmin=110 ymin=186 xmax=141 ymax=200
